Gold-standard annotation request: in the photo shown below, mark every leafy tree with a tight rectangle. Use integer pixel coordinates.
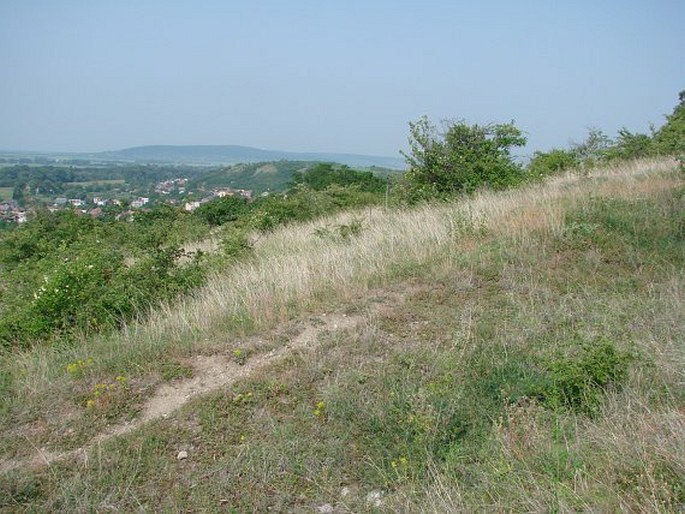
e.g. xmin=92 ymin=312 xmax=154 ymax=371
xmin=194 ymin=195 xmax=249 ymax=226
xmin=527 ymin=148 xmax=579 ymax=179
xmin=653 ymin=90 xmax=685 ymax=156
xmin=11 ymin=184 xmax=25 ymax=206
xmin=400 ymin=116 xmax=527 ymax=201
xmin=570 ymin=127 xmax=613 ymax=165
xmin=291 ymin=163 xmax=386 ymax=193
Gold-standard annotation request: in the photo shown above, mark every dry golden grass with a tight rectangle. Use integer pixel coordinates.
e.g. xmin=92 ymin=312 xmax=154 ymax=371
xmin=6 ymin=158 xmax=680 ymax=402
xmin=158 ymin=157 xmax=677 ymax=341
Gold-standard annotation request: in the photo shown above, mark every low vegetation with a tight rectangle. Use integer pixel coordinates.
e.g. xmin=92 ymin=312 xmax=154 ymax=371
xmin=528 ymin=90 xmax=685 ymax=178
xmin=0 ymin=164 xmax=388 ymax=348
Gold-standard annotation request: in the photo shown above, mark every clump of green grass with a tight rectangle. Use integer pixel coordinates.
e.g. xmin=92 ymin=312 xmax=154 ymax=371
xmin=158 ymin=359 xmax=194 ymax=381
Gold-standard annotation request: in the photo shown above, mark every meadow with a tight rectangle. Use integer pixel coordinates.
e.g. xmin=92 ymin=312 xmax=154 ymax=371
xmin=0 ymin=157 xmax=682 ymax=512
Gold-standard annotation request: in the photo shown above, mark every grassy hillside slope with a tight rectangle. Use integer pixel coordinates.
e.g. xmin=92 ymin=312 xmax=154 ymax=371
xmin=188 ymin=160 xmax=315 ymax=194
xmin=189 ymin=161 xmax=399 ymax=194
xmin=1 ymin=158 xmax=683 ymax=512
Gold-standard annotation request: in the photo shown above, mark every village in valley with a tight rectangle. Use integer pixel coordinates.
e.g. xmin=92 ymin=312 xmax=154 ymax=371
xmin=0 ymin=182 xmax=253 ymax=225
xmin=0 ymin=151 xmax=396 ymax=228
xmin=0 ymin=199 xmax=27 ymax=224
xmin=0 ymin=154 xmax=259 ymax=226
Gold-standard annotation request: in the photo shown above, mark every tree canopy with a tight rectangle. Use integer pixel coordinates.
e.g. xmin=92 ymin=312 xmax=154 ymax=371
xmin=400 ymin=117 xmax=527 ymax=201
xmin=653 ymin=90 xmax=685 ymax=156
xmin=290 ymin=163 xmax=386 ymax=193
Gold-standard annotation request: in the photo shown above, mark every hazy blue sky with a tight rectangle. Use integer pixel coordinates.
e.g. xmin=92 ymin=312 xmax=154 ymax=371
xmin=1 ymin=0 xmax=683 ymax=158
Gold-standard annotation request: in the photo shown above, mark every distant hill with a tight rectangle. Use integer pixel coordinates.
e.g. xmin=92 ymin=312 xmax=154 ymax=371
xmin=95 ymin=145 xmax=406 ymax=169
xmin=188 ymin=160 xmax=401 ymax=194
xmin=190 ymin=161 xmax=312 ymax=194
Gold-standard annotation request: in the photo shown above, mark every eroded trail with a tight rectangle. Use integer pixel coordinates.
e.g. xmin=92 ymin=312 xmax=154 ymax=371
xmin=1 ymin=311 xmax=364 ymax=474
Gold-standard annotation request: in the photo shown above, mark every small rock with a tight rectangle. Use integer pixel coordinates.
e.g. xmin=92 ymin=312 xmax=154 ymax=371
xmin=366 ymin=490 xmax=383 ymax=507
xmin=176 ymin=450 xmax=188 ymax=461
xmin=340 ymin=486 xmax=350 ymax=498
xmin=317 ymin=504 xmax=334 ymax=514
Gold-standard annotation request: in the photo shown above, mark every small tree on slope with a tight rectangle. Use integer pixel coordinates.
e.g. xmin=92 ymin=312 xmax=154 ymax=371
xmin=400 ymin=116 xmax=527 ymax=201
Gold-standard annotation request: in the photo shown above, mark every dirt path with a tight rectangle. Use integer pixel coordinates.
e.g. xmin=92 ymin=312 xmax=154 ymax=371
xmin=0 ymin=312 xmax=364 ymax=474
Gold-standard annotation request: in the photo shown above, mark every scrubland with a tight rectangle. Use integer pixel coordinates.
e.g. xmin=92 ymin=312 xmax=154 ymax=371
xmin=1 ymin=158 xmax=683 ymax=512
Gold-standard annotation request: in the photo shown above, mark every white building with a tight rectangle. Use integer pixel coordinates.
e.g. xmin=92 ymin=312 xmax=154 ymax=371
xmin=184 ymin=201 xmax=201 ymax=212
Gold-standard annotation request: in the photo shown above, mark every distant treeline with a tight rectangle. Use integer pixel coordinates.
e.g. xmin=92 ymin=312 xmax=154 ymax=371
xmin=0 ymin=160 xmax=399 ymax=204
xmin=527 ymin=90 xmax=684 ymax=179
xmin=0 ymin=164 xmax=210 ymax=193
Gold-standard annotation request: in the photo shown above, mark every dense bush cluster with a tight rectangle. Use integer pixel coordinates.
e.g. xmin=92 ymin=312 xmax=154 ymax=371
xmin=0 ymin=210 xmax=207 ymax=348
xmin=193 ymin=195 xmax=249 ymax=226
xmin=400 ymin=117 xmax=527 ymax=201
xmin=0 ymin=165 xmax=387 ymax=349
xmin=528 ymin=90 xmax=685 ymax=178
xmin=401 ymin=91 xmax=683 ymax=196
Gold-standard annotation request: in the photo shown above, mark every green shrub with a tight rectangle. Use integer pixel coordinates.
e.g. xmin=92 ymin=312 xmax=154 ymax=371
xmin=605 ymin=128 xmax=655 ymax=161
xmin=527 ymin=148 xmax=579 ymax=179
xmin=291 ymin=162 xmax=386 ymax=193
xmin=400 ymin=116 xmax=527 ymax=201
xmin=0 ymin=207 xmax=209 ymax=349
xmin=0 ymin=243 xmax=206 ymax=349
xmin=536 ymin=340 xmax=632 ymax=415
xmin=249 ymin=191 xmax=315 ymax=231
xmin=220 ymin=228 xmax=253 ymax=260
xmin=250 ymin=185 xmax=381 ymax=232
xmin=0 ymin=209 xmax=97 ymax=268
xmin=193 ymin=195 xmax=249 ymax=226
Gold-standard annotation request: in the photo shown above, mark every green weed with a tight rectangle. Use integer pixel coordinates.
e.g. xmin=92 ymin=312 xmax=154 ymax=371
xmin=536 ymin=340 xmax=633 ymax=416
xmin=232 ymin=348 xmax=247 ymax=365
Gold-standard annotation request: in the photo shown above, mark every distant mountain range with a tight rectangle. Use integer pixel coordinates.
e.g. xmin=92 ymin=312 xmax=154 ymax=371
xmin=94 ymin=145 xmax=406 ymax=169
